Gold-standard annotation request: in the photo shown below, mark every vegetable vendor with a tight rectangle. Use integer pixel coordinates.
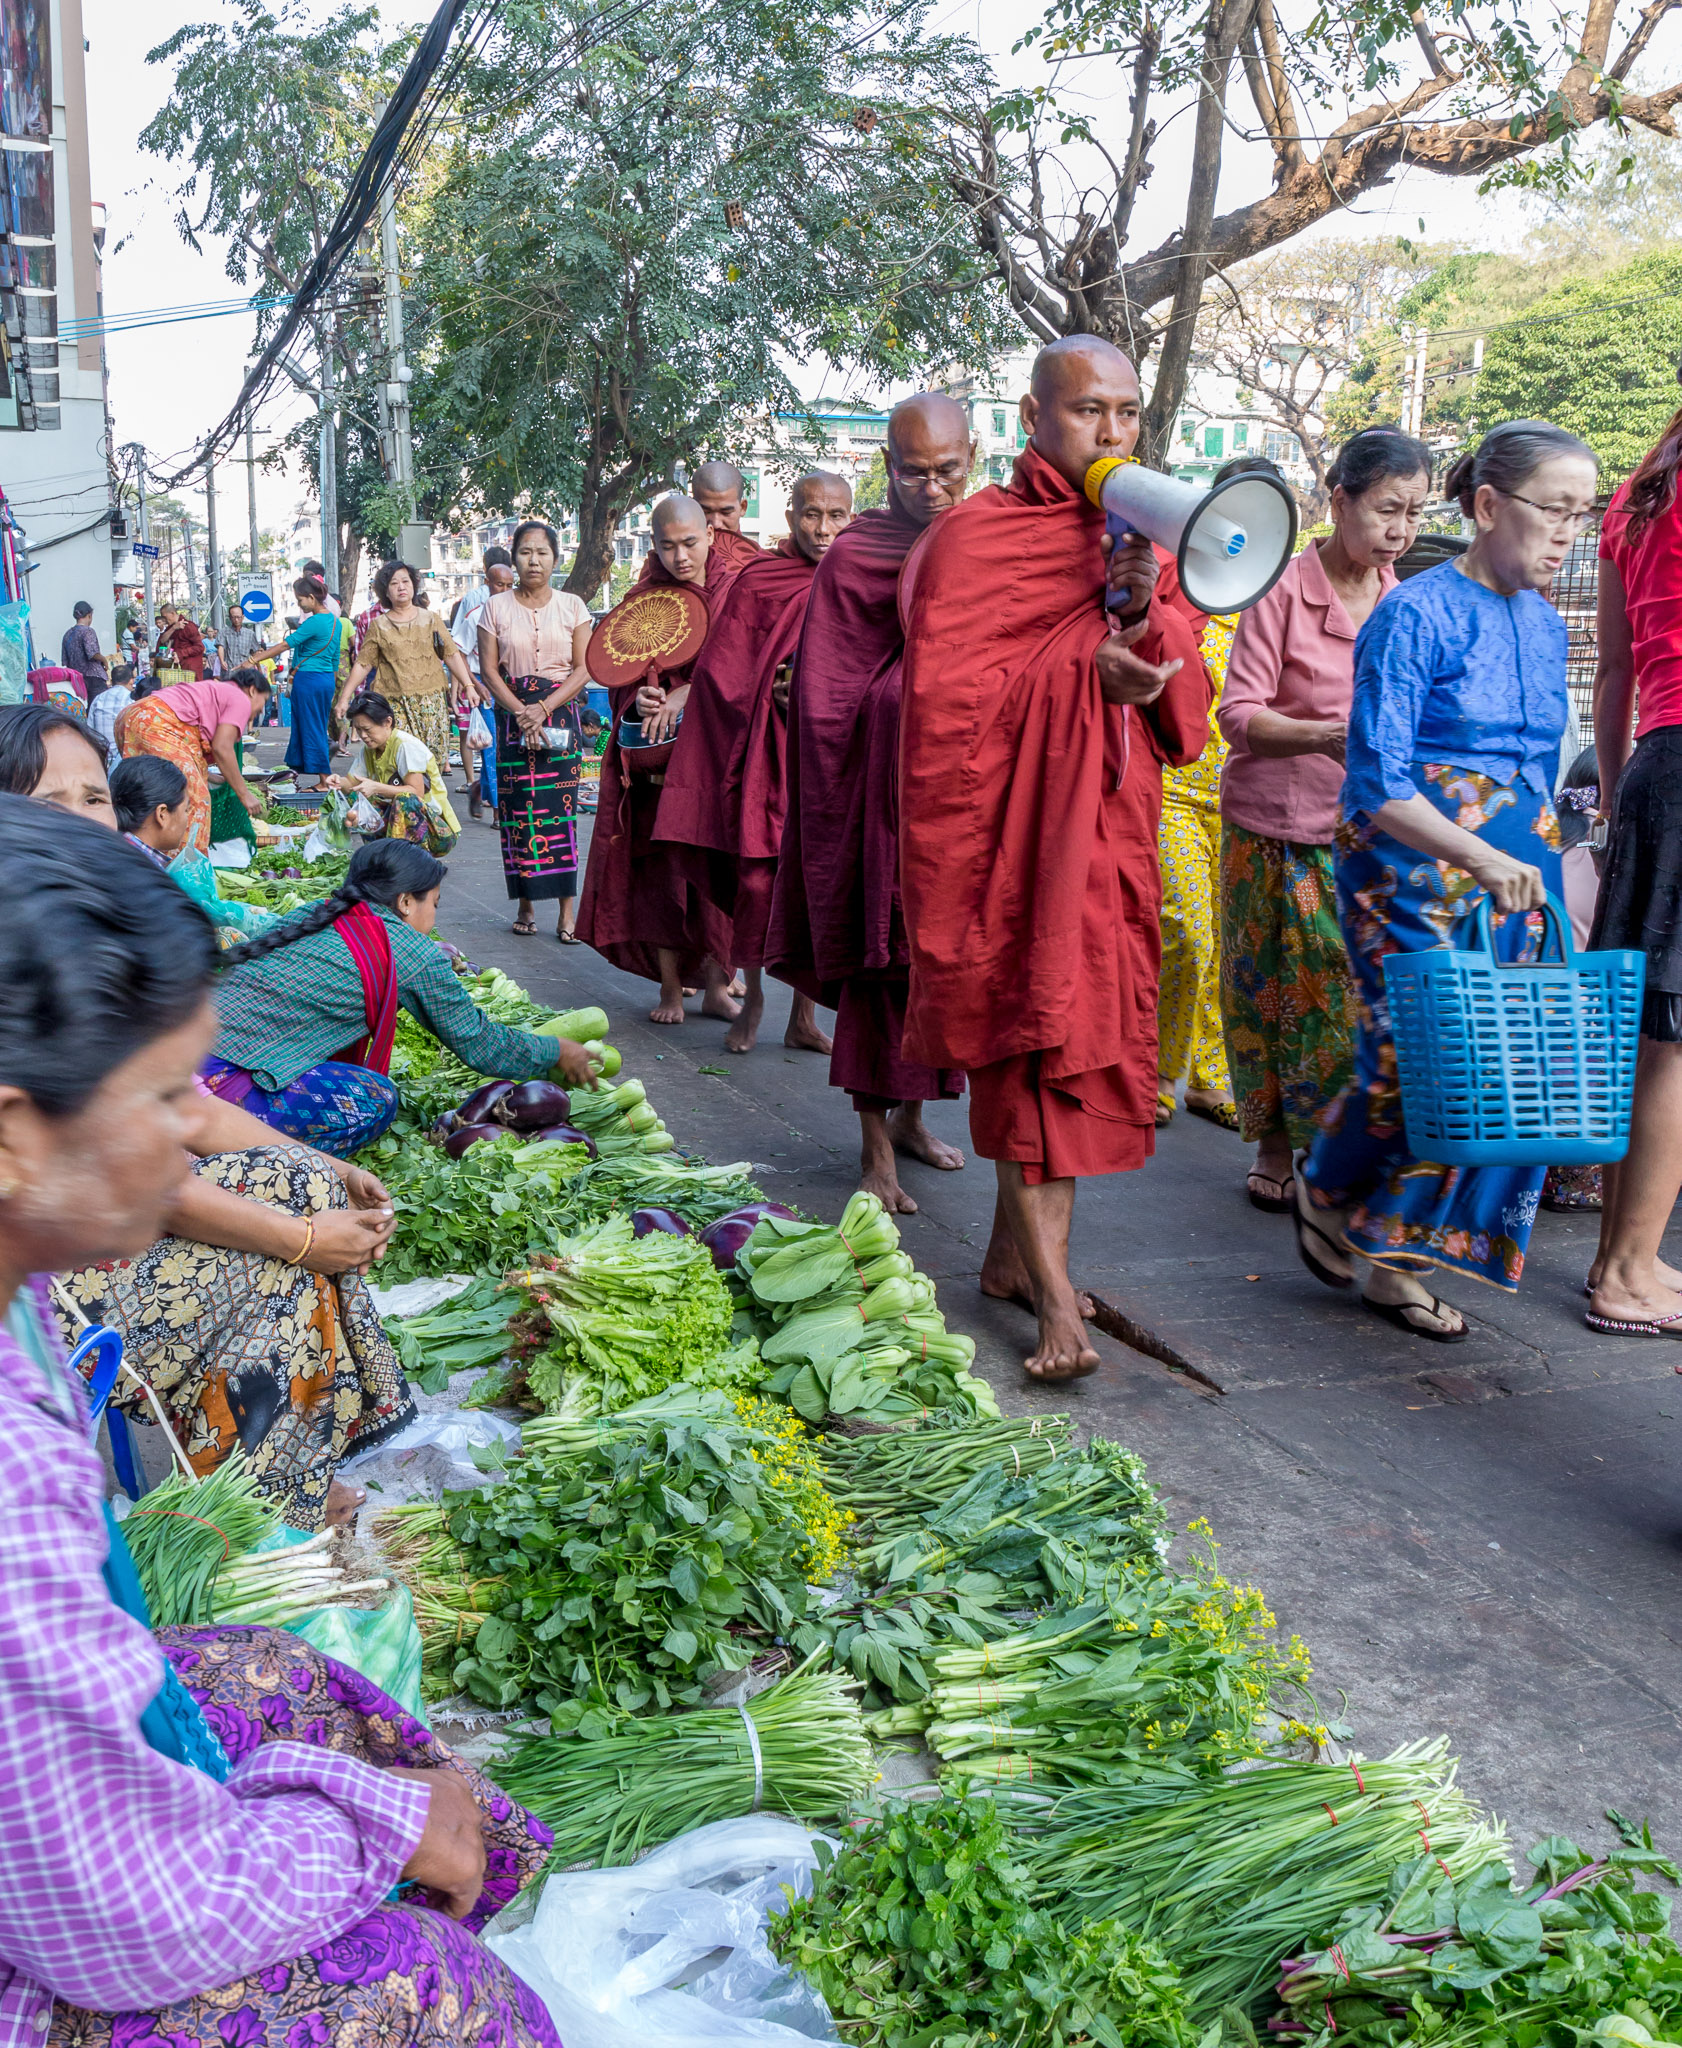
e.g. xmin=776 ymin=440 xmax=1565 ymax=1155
xmin=326 ymin=687 xmax=461 ymax=855
xmin=1294 ymin=419 xmax=1597 ymax=1336
xmin=251 ymin=576 xmax=342 ymax=788
xmin=210 ymin=837 xmax=596 ymax=1156
xmin=114 ymin=665 xmax=272 ymax=853
xmin=109 ymin=753 xmax=279 ymax=945
xmin=0 ymin=793 xmax=562 ymax=2048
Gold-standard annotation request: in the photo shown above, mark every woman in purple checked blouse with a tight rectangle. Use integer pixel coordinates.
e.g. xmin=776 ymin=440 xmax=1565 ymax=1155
xmin=0 ymin=795 xmax=561 ymax=2048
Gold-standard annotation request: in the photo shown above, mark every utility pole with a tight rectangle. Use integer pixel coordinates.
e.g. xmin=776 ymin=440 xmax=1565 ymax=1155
xmin=380 ymin=159 xmax=432 ymax=572
xmin=204 ymin=458 xmax=222 ymax=638
xmin=124 ymin=443 xmax=154 ymax=650
xmin=245 ymin=417 xmax=260 ymax=579
xmin=317 ymin=321 xmax=339 ymax=596
xmin=1410 ymin=328 xmax=1429 ymax=440
xmin=182 ymin=512 xmax=201 ymax=608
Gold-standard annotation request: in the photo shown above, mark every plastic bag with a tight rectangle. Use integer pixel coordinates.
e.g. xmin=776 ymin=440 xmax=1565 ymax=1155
xmin=0 ymin=601 xmax=30 ymax=704
xmin=349 ymin=792 xmax=384 ymax=834
xmin=286 ymin=1587 xmax=428 ymax=1727
xmin=488 ymin=1817 xmax=838 ymax=2048
xmin=466 ymin=706 xmax=493 ymax=750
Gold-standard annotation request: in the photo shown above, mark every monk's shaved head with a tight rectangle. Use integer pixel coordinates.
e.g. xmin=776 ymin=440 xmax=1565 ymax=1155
xmin=1020 ymin=337 xmax=1142 ymax=492
xmin=692 ymin=460 xmax=749 ymax=534
xmin=886 ymin=391 xmax=976 ymax=529
xmin=788 ymin=469 xmax=853 ymax=563
xmin=651 ymin=494 xmax=712 ymax=584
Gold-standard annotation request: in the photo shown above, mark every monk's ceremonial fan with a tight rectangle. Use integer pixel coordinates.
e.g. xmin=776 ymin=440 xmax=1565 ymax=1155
xmin=587 ymin=582 xmax=709 ymax=775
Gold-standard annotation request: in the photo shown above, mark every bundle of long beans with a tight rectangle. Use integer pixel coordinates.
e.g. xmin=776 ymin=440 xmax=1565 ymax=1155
xmin=1012 ymin=1739 xmax=1507 ymax=2021
xmin=487 ymin=1656 xmax=875 ymax=1868
xmin=122 ymin=1455 xmax=279 ymax=1624
xmin=814 ymin=1414 xmax=1076 ymax=1539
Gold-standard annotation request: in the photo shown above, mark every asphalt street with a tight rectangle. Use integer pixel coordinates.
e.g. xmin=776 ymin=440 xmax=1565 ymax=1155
xmin=262 ymin=728 xmax=1682 ymax=1861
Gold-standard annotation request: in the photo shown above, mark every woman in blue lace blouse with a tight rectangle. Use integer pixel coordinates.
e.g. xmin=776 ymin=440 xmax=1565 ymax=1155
xmin=1293 ymin=420 xmax=1599 ymax=1337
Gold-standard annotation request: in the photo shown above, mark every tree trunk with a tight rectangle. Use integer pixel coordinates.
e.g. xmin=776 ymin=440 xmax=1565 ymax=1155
xmin=1139 ymin=0 xmax=1254 ymax=465
xmin=338 ymin=530 xmax=363 ymax=616
xmin=565 ymin=490 xmax=623 ymax=604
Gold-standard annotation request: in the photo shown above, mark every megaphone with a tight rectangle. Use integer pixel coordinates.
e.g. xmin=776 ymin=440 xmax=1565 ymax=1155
xmin=1085 ymin=456 xmax=1299 ymax=615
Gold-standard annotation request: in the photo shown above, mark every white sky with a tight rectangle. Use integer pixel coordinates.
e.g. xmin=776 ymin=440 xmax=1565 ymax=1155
xmin=83 ymin=0 xmax=1631 ymax=534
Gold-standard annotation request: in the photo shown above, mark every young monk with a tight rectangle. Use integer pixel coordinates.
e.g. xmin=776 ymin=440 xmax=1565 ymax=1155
xmin=898 ymin=337 xmax=1211 ymax=1381
xmin=654 ymin=472 xmax=852 ymax=1055
xmin=575 ymin=495 xmax=751 ymax=1022
xmin=689 ymin=459 xmax=767 ymax=577
xmin=766 ymin=394 xmax=973 ymax=1213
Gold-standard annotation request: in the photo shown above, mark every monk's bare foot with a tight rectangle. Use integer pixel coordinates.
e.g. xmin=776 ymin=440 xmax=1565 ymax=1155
xmin=859 ymin=1108 xmax=917 ymax=1213
xmin=888 ymin=1105 xmax=964 ymax=1171
xmin=979 ymin=1233 xmax=1093 ymax=1318
xmin=324 ymin=1478 xmax=366 ymax=1528
xmin=1025 ymin=1285 xmax=1101 ymax=1380
xmin=650 ymin=995 xmax=687 ymax=1024
xmin=860 ymin=1162 xmax=918 ymax=1213
xmin=784 ymin=994 xmax=832 ymax=1055
xmin=727 ymin=972 xmax=746 ymax=999
xmin=702 ymin=988 xmax=742 ymax=1022
xmin=724 ymin=989 xmax=764 ymax=1053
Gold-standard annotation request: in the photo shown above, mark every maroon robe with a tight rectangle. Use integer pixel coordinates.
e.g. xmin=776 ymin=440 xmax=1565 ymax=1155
xmin=765 ymin=507 xmax=963 ymax=1110
xmin=574 ymin=547 xmax=752 ymax=984
xmin=652 ymin=539 xmax=816 ymax=965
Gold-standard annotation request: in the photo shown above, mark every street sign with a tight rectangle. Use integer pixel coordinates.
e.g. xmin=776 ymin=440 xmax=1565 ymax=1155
xmin=133 ymin=541 xmax=160 ymax=559
xmin=239 ymin=587 xmax=274 ymax=624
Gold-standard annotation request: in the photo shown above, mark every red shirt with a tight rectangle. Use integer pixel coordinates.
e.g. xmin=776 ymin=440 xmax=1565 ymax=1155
xmin=1600 ymin=479 xmax=1682 ymax=737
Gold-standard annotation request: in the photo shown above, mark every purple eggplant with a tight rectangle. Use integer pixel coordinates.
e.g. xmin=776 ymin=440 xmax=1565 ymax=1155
xmin=456 ymin=1079 xmax=515 ymax=1129
xmin=527 ymin=1124 xmax=599 ymax=1159
xmin=283 ymin=867 xmax=301 ymax=879
xmin=698 ymin=1202 xmax=800 ymax=1270
xmin=495 ymin=1079 xmax=573 ymax=1130
xmin=444 ymin=1122 xmax=508 ymax=1160
xmin=632 ymin=1206 xmax=693 ymax=1238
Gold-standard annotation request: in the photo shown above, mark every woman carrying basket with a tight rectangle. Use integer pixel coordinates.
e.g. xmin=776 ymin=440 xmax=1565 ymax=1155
xmin=1292 ymin=421 xmax=1599 ymax=1339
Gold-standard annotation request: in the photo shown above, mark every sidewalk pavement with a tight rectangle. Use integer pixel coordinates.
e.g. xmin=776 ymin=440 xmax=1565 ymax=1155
xmin=390 ymin=785 xmax=1682 ymax=1860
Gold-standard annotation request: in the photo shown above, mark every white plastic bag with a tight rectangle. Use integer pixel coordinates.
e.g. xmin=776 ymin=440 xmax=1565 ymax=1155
xmin=466 ymin=706 xmax=493 ymax=750
xmin=488 ymin=1817 xmax=838 ymax=2048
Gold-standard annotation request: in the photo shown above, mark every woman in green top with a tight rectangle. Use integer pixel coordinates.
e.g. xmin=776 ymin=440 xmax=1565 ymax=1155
xmin=206 ymin=838 xmax=593 ymax=1156
xmin=254 ymin=574 xmax=341 ymax=786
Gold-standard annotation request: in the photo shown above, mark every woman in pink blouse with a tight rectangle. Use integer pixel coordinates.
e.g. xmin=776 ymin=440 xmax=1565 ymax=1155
xmin=1218 ymin=427 xmax=1431 ymax=1210
xmin=477 ymin=519 xmax=594 ymax=940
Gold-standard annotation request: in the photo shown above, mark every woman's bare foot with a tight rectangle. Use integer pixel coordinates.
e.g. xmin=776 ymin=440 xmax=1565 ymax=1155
xmin=1588 ymin=1252 xmax=1682 ymax=1294
xmin=1025 ymin=1280 xmax=1101 ymax=1380
xmin=324 ymin=1478 xmax=366 ymax=1528
xmin=889 ymin=1105 xmax=964 ymax=1171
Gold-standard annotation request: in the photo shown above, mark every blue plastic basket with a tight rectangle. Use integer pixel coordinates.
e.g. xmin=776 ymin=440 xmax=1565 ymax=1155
xmin=1382 ymin=893 xmax=1644 ymax=1167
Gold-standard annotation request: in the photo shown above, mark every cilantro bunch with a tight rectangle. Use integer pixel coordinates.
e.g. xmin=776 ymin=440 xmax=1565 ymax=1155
xmin=446 ymin=1417 xmax=813 ymax=1712
xmin=768 ymin=1794 xmax=1197 ymax=2048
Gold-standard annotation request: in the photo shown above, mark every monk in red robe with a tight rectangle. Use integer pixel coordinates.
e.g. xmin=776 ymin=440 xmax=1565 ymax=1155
xmin=575 ymin=495 xmax=750 ymax=1023
xmin=898 ymin=337 xmax=1211 ymax=1380
xmin=654 ymin=471 xmax=852 ymax=1055
xmin=690 ymin=459 xmax=765 ymax=581
xmin=767 ymin=394 xmax=973 ymax=1212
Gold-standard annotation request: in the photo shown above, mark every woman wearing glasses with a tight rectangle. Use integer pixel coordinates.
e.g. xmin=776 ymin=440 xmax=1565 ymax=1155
xmin=1585 ymin=401 xmax=1682 ymax=1336
xmin=1291 ymin=420 xmax=1599 ymax=1339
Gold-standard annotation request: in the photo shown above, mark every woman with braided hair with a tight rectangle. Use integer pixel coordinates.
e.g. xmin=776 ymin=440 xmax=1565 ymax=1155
xmin=207 ymin=838 xmax=594 ymax=1157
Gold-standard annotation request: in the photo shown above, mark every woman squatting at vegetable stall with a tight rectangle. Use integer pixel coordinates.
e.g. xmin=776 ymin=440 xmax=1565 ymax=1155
xmin=0 ymin=703 xmax=418 ymax=1529
xmin=0 ymin=793 xmax=561 ymax=2048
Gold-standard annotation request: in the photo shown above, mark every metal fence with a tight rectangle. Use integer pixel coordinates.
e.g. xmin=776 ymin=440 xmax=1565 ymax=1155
xmin=1554 ymin=513 xmax=1605 ymax=763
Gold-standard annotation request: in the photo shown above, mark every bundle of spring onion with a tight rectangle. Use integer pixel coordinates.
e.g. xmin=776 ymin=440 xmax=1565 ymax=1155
xmin=122 ymin=1454 xmax=390 ymax=1625
xmin=918 ymin=1560 xmax=1311 ymax=1786
xmin=509 ymin=1215 xmax=745 ymax=1413
xmin=374 ymin=1500 xmax=508 ymax=1681
xmin=815 ymin=1414 xmax=1076 ymax=1540
xmin=487 ymin=1655 xmax=875 ymax=1867
xmin=1013 ymin=1739 xmax=1509 ymax=2020
xmin=557 ymin=1152 xmax=768 ymax=1231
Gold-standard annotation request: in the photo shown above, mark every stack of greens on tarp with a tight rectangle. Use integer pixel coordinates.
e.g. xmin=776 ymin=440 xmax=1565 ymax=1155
xmin=767 ymin=1792 xmax=1201 ymax=2048
xmin=379 ymin=1409 xmax=839 ymax=1712
xmin=1271 ymin=1820 xmax=1682 ymax=2046
xmin=1013 ymin=1740 xmax=1508 ymax=2025
xmin=488 ymin=1654 xmax=875 ymax=1869
xmin=731 ymin=1193 xmax=999 ymax=1422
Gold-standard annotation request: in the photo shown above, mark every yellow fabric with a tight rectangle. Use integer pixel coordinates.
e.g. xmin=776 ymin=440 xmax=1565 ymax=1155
xmin=1157 ymin=802 xmax=1229 ymax=1093
xmin=1162 ymin=612 xmax=1236 ymax=813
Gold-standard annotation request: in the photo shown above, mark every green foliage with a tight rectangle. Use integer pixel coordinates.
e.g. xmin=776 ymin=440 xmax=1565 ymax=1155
xmin=768 ymin=1794 xmax=1199 ymax=2048
xmin=410 ymin=0 xmax=1008 ymax=592
xmin=1475 ymin=252 xmax=1682 ymax=479
xmin=853 ymin=450 xmax=888 ymax=509
xmin=365 ymin=1125 xmax=592 ymax=1282
xmin=445 ymin=1418 xmax=816 ymax=1711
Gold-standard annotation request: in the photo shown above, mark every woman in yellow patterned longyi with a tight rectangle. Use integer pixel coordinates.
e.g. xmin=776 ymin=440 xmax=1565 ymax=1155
xmin=1157 ymin=610 xmax=1239 ymax=1129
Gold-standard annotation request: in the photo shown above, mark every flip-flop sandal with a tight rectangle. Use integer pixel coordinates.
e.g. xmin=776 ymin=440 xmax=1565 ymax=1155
xmin=557 ymin=928 xmax=581 ymax=944
xmin=1291 ymin=1183 xmax=1354 ymax=1289
xmin=1188 ymin=1100 xmax=1241 ymax=1133
xmin=511 ymin=917 xmax=537 ymax=937
xmin=1155 ymin=1091 xmax=1175 ymax=1126
xmin=1363 ymin=1293 xmax=1468 ymax=1343
xmin=1584 ymin=1308 xmax=1682 ymax=1338
xmin=1247 ymin=1171 xmax=1295 ymax=1214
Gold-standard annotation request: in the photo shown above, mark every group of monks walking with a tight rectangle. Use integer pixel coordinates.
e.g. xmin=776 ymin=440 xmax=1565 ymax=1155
xmin=575 ymin=337 xmax=1215 ymax=1383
